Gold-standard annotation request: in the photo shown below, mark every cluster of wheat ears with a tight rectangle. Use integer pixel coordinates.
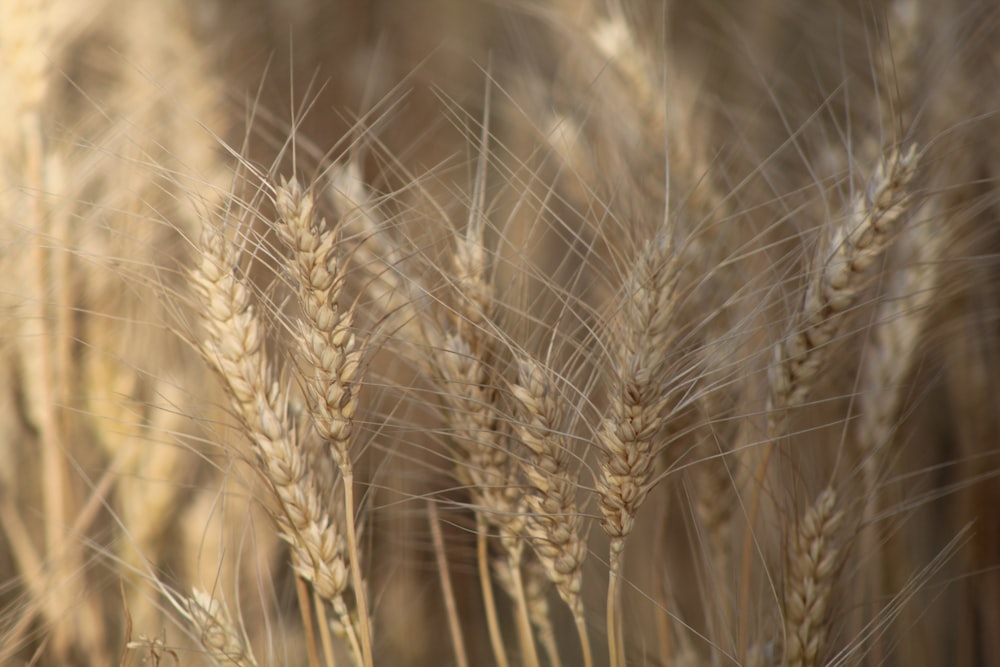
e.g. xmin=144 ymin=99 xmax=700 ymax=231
xmin=2 ymin=0 xmax=1000 ymax=665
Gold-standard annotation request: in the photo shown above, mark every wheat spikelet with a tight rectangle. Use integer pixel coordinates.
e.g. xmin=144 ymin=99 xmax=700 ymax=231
xmin=510 ymin=358 xmax=586 ymax=611
xmin=596 ymin=228 xmax=682 ymax=667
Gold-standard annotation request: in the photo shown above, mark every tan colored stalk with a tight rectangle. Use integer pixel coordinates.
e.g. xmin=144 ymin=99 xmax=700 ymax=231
xmin=272 ymin=177 xmax=374 ymax=667
xmin=312 ymin=589 xmax=339 ymax=667
xmin=597 ymin=230 xmax=680 ymax=667
xmin=783 ymin=488 xmax=844 ymax=667
xmin=523 ymin=559 xmax=563 ymax=667
xmin=182 ymin=589 xmax=259 ymax=667
xmin=510 ymin=356 xmax=592 ymax=667
xmin=428 ymin=499 xmax=469 ymax=667
xmin=295 ymin=577 xmax=322 ymax=667
xmin=477 ymin=519 xmax=511 ymax=667
xmin=493 ymin=554 xmax=543 ymax=667
xmin=329 ymin=595 xmax=364 ymax=667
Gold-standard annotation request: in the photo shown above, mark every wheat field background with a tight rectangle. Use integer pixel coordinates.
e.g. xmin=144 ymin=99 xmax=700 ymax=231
xmin=2 ymin=0 xmax=999 ymax=665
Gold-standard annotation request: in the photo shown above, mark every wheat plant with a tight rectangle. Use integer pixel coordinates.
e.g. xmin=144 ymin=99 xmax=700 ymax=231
xmin=2 ymin=0 xmax=1000 ymax=665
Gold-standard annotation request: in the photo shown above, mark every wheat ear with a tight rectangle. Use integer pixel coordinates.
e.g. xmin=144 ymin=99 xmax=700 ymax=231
xmin=783 ymin=488 xmax=844 ymax=667
xmin=273 ymin=176 xmax=374 ymax=667
xmin=597 ymin=229 xmax=680 ymax=667
xmin=768 ymin=144 xmax=921 ymax=424
xmin=190 ymin=221 xmax=353 ymax=646
xmin=326 ymin=160 xmax=419 ymax=336
xmin=510 ymin=356 xmax=593 ymax=667
xmin=857 ymin=0 xmax=931 ymax=490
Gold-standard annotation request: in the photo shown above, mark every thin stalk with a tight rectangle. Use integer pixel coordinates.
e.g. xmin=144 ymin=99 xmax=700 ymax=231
xmin=477 ymin=517 xmax=510 ymax=667
xmin=341 ymin=471 xmax=374 ymax=667
xmin=539 ymin=629 xmax=563 ymax=667
xmin=333 ymin=597 xmax=364 ymax=667
xmin=296 ymin=572 xmax=321 ymax=667
xmin=607 ymin=546 xmax=625 ymax=667
xmin=429 ymin=500 xmax=469 ymax=667
xmin=313 ymin=589 xmax=337 ymax=667
xmin=738 ymin=443 xmax=775 ymax=663
xmin=575 ymin=613 xmax=594 ymax=667
xmin=509 ymin=559 xmax=541 ymax=667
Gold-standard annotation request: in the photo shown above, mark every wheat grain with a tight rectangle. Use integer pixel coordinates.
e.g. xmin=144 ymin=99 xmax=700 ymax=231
xmin=597 ymin=231 xmax=680 ymax=547
xmin=274 ymin=177 xmax=361 ymax=469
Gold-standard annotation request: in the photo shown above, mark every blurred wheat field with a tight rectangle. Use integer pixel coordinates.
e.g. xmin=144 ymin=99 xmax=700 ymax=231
xmin=2 ymin=0 xmax=1000 ymax=665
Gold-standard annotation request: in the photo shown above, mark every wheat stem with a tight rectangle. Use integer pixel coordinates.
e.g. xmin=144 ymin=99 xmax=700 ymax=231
xmin=428 ymin=499 xmax=469 ymax=667
xmin=509 ymin=559 xmax=542 ymax=667
xmin=296 ymin=575 xmax=322 ymax=667
xmin=313 ymin=588 xmax=337 ymax=667
xmin=342 ymin=472 xmax=373 ymax=667
xmin=477 ymin=517 xmax=511 ymax=667
xmin=607 ymin=549 xmax=625 ymax=667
